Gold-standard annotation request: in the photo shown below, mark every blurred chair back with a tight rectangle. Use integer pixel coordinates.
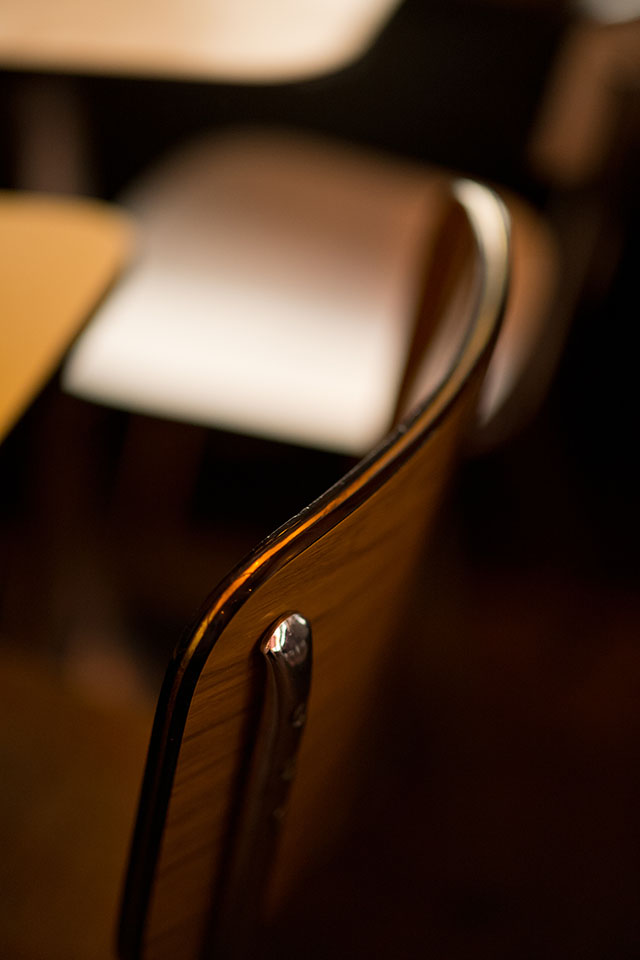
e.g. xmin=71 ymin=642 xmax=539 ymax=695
xmin=119 ymin=178 xmax=510 ymax=960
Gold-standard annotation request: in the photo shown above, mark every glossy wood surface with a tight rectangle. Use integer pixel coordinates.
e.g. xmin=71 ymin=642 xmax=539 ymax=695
xmin=120 ymin=180 xmax=510 ymax=960
xmin=0 ymin=192 xmax=132 ymax=442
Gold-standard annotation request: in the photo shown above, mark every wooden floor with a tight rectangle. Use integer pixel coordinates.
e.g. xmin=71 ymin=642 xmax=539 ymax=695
xmin=263 ymin=560 xmax=640 ymax=959
xmin=0 ymin=333 xmax=639 ymax=958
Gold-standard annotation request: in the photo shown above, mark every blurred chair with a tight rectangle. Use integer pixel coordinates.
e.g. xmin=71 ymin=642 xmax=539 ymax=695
xmin=62 ymin=128 xmax=556 ymax=456
xmin=117 ymin=177 xmax=510 ymax=960
xmin=529 ymin=10 xmax=640 ymax=328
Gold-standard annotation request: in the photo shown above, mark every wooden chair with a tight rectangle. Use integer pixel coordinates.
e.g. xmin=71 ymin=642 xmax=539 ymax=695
xmin=117 ymin=177 xmax=510 ymax=960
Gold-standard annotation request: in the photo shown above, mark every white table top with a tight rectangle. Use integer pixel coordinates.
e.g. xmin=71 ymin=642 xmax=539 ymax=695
xmin=0 ymin=0 xmax=402 ymax=82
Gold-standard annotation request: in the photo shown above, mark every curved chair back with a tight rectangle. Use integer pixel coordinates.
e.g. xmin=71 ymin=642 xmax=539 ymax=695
xmin=119 ymin=179 xmax=510 ymax=960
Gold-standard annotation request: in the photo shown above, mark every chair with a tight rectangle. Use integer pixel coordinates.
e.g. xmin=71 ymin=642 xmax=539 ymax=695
xmin=526 ymin=10 xmax=640 ymax=380
xmin=61 ymin=129 xmax=555 ymax=456
xmin=117 ymin=177 xmax=510 ymax=960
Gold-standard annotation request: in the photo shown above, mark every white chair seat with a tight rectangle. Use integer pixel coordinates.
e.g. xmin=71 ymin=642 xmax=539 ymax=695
xmin=63 ymin=130 xmax=440 ymax=454
xmin=63 ymin=128 xmax=557 ymax=453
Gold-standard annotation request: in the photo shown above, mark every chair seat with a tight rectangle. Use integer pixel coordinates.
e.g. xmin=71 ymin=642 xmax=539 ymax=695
xmin=62 ymin=129 xmax=557 ymax=454
xmin=62 ymin=131 xmax=453 ymax=455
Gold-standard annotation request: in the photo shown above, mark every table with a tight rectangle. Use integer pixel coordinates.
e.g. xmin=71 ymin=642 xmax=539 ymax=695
xmin=0 ymin=0 xmax=401 ymax=83
xmin=1 ymin=0 xmax=403 ymax=195
xmin=0 ymin=192 xmax=132 ymax=442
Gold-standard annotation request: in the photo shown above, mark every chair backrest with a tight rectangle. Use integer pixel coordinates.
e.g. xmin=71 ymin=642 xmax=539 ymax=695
xmin=118 ymin=178 xmax=510 ymax=960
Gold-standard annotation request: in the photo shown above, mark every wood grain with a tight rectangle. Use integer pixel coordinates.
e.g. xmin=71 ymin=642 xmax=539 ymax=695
xmin=119 ymin=180 xmax=510 ymax=960
xmin=0 ymin=191 xmax=132 ymax=442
